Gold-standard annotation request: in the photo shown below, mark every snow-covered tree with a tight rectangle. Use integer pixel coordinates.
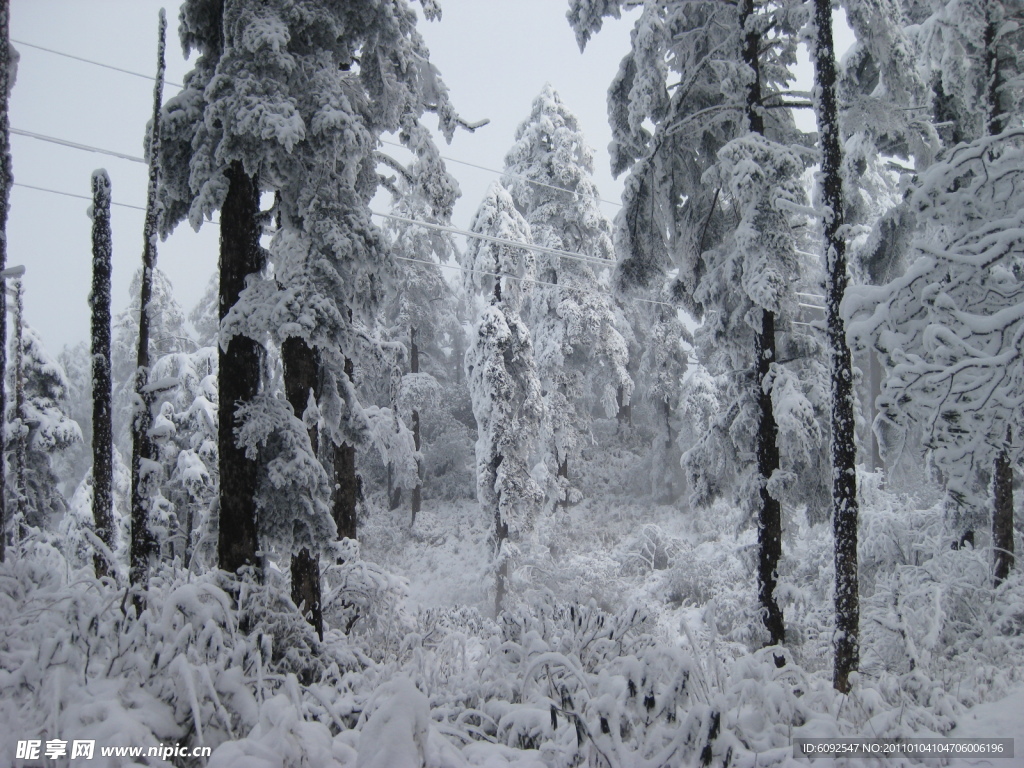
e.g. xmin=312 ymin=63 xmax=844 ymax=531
xmin=502 ymin=84 xmax=632 ymax=508
xmin=379 ymin=121 xmax=463 ymax=523
xmin=160 ymin=0 xmax=474 ymax=633
xmin=570 ymin=0 xmax=815 ymax=648
xmin=847 ymin=0 xmax=1024 ymax=586
xmin=89 ymin=169 xmax=115 ymax=579
xmin=6 ymin=324 xmax=82 ymax=529
xmin=462 ymin=182 xmax=544 ymax=613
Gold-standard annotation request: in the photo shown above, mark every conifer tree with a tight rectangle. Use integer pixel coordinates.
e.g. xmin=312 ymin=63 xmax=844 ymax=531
xmin=461 ymin=182 xmax=544 ymax=613
xmin=8 ymin=323 xmax=82 ymax=529
xmin=160 ymin=0 xmax=474 ymax=631
xmin=502 ymin=85 xmax=631 ymax=507
xmin=89 ymin=169 xmax=115 ymax=579
xmin=570 ymin=0 xmax=813 ymax=648
xmin=847 ymin=0 xmax=1023 ymax=586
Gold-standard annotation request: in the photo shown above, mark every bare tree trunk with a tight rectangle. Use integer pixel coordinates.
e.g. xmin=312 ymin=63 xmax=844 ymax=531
xmin=129 ymin=10 xmax=166 ymax=611
xmin=333 ymin=357 xmax=359 ymax=542
xmin=742 ymin=0 xmax=785 ymax=650
xmin=282 ymin=336 xmax=324 ymax=639
xmin=0 ymin=0 xmax=11 ymax=563
xmin=993 ymin=429 xmax=1014 ymax=586
xmin=811 ymin=0 xmax=860 ymax=693
xmin=218 ymin=161 xmax=263 ymax=575
xmin=89 ymin=171 xmax=116 ymax=579
xmin=410 ymin=327 xmax=422 ymax=526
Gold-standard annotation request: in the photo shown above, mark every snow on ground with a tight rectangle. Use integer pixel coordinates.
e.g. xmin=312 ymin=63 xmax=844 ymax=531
xmin=946 ymin=687 xmax=1024 ymax=768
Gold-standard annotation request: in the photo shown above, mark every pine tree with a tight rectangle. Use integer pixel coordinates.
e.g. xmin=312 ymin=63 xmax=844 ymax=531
xmin=7 ymin=324 xmax=82 ymax=529
xmin=381 ymin=126 xmax=462 ymax=525
xmin=89 ymin=169 xmax=115 ymax=579
xmin=129 ymin=9 xmax=166 ymax=607
xmin=160 ymin=0 xmax=474 ymax=632
xmin=501 ymin=85 xmax=632 ymax=508
xmin=847 ymin=0 xmax=1023 ymax=586
xmin=810 ymin=0 xmax=859 ymax=694
xmin=461 ymin=182 xmax=544 ymax=614
xmin=570 ymin=0 xmax=813 ymax=648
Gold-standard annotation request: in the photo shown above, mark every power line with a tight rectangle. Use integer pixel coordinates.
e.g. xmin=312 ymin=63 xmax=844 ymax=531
xmin=13 ymin=37 xmax=622 ymax=209
xmin=13 ymin=182 xmax=220 ymax=226
xmin=378 ymin=137 xmax=622 ymax=209
xmin=393 ymin=254 xmax=676 ymax=311
xmin=12 ymin=128 xmax=146 ymax=164
xmin=11 ymin=38 xmax=184 ymax=90
xmin=376 ymin=210 xmax=615 ymax=270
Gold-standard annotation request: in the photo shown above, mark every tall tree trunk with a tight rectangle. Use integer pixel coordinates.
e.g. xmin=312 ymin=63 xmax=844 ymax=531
xmin=410 ymin=327 xmax=422 ymax=526
xmin=812 ymin=0 xmax=860 ymax=693
xmin=218 ymin=161 xmax=263 ymax=575
xmin=129 ymin=10 xmax=166 ymax=610
xmin=742 ymin=0 xmax=785 ymax=649
xmin=333 ymin=357 xmax=359 ymax=542
xmin=90 ymin=170 xmax=116 ymax=579
xmin=281 ymin=336 xmax=324 ymax=639
xmin=11 ymin=279 xmax=25 ymax=536
xmin=993 ymin=428 xmax=1014 ymax=586
xmin=0 ymin=0 xmax=11 ymax=564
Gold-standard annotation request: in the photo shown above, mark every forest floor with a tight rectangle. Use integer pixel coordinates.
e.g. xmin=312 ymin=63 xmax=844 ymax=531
xmin=2 ymin=423 xmax=1023 ymax=766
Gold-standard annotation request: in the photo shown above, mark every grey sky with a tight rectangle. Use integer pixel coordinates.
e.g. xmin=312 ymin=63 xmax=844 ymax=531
xmin=7 ymin=1 xmax=850 ymax=354
xmin=7 ymin=0 xmax=635 ymax=353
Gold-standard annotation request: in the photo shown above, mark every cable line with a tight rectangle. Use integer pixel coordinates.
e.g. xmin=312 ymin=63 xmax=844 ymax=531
xmin=12 ymin=128 xmax=146 ymax=164
xmin=12 ymin=38 xmax=622 ymax=208
xmin=11 ymin=38 xmax=185 ymax=89
xmin=13 ymin=181 xmax=220 ymax=225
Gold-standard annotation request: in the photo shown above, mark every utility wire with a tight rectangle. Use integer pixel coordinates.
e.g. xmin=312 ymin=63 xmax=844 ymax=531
xmin=393 ymin=254 xmax=676 ymax=310
xmin=13 ymin=37 xmax=622 ymax=209
xmin=13 ymin=181 xmax=220 ymax=225
xmin=12 ymin=127 xmax=146 ymax=164
xmin=11 ymin=38 xmax=185 ymax=89
xmin=375 ymin=210 xmax=615 ymax=270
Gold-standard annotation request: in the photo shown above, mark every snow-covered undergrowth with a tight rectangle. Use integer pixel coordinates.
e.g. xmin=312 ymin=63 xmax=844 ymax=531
xmin=2 ymin=447 xmax=1022 ymax=767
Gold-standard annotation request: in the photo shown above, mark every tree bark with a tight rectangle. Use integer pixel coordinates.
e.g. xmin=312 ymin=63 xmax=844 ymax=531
xmin=89 ymin=171 xmax=116 ymax=580
xmin=812 ymin=0 xmax=860 ymax=693
xmin=218 ymin=161 xmax=263 ymax=575
xmin=742 ymin=0 xmax=785 ymax=649
xmin=0 ymin=0 xmax=10 ymax=563
xmin=129 ymin=10 xmax=166 ymax=610
xmin=993 ymin=430 xmax=1014 ymax=586
xmin=333 ymin=357 xmax=359 ymax=542
xmin=281 ymin=336 xmax=324 ymax=639
xmin=410 ymin=326 xmax=422 ymax=526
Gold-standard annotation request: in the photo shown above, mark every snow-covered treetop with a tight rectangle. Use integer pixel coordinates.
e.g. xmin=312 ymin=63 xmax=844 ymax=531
xmin=462 ymin=182 xmax=534 ymax=313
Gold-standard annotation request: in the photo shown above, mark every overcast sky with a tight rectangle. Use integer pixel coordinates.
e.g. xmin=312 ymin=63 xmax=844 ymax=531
xmin=7 ymin=0 xmax=641 ymax=353
xmin=7 ymin=1 xmax=849 ymax=354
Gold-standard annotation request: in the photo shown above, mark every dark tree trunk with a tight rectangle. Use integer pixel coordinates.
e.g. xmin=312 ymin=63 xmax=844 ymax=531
xmin=812 ymin=0 xmax=860 ymax=693
xmin=993 ymin=431 xmax=1014 ymax=586
xmin=557 ymin=455 xmax=569 ymax=509
xmin=742 ymin=0 xmax=784 ymax=649
xmin=129 ymin=10 xmax=166 ymax=610
xmin=11 ymin=281 xmax=25 ymax=535
xmin=617 ymin=385 xmax=632 ymax=428
xmin=89 ymin=170 xmax=116 ymax=580
xmin=333 ymin=357 xmax=360 ymax=542
xmin=281 ymin=336 xmax=324 ymax=639
xmin=0 ymin=0 xmax=10 ymax=563
xmin=218 ymin=161 xmax=263 ymax=575
xmin=410 ymin=327 xmax=422 ymax=525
